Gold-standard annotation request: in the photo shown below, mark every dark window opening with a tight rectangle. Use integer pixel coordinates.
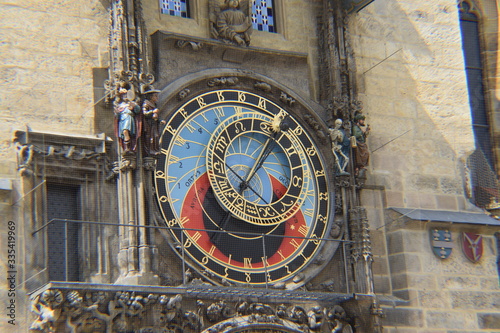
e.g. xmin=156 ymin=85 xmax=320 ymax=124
xmin=47 ymin=183 xmax=81 ymax=282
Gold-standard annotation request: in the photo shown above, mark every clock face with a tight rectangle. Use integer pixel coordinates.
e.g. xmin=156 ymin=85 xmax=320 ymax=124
xmin=155 ymin=89 xmax=333 ymax=285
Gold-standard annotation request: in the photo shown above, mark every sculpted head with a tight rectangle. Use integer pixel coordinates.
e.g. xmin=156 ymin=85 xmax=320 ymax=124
xmin=225 ymin=0 xmax=240 ymax=9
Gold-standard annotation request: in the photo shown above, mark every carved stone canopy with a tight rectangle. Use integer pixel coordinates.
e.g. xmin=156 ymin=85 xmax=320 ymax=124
xmin=13 ymin=128 xmax=113 ymax=179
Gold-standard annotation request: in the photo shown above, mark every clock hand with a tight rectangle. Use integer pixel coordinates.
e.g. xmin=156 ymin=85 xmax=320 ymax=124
xmin=240 ymin=116 xmax=289 ymax=192
xmin=225 ymin=162 xmax=269 ymax=204
xmin=210 ymin=209 xmax=232 ymax=242
xmin=211 ymin=163 xmax=269 ymax=242
xmin=210 ymin=141 xmax=273 ymax=243
xmin=210 ymin=163 xmax=274 ymax=242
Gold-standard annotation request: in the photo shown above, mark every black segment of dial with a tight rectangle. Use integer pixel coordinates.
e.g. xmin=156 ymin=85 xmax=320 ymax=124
xmin=203 ymin=186 xmax=284 ymax=262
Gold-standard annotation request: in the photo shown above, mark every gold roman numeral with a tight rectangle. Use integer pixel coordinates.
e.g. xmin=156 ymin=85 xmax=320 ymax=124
xmin=244 ymin=257 xmax=253 ymax=269
xmin=174 ymin=136 xmax=187 ymax=146
xmin=261 ymin=256 xmax=269 ymax=267
xmin=185 ymin=123 xmax=196 ymax=133
xmin=290 ymin=239 xmax=301 ymax=249
xmin=234 ymin=106 xmax=243 ymax=115
xmin=168 ymin=155 xmax=180 ymax=164
xmin=213 ymin=106 xmax=225 ymax=117
xmin=298 ymin=225 xmax=309 ymax=236
xmin=303 ymin=209 xmax=314 ymax=218
xmin=277 ymin=250 xmax=285 ymax=260
xmin=201 ymin=113 xmax=209 ymax=122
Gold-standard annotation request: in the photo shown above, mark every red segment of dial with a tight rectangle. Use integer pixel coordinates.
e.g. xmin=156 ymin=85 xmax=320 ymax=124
xmin=180 ymin=172 xmax=307 ymax=270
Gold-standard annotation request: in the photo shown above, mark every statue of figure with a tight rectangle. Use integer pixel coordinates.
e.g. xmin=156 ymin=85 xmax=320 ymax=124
xmin=142 ymin=89 xmax=165 ymax=156
xmin=307 ymin=306 xmax=324 ymax=330
xmin=214 ymin=0 xmax=252 ymax=46
xmin=352 ymin=113 xmax=370 ymax=175
xmin=114 ymin=87 xmax=142 ymax=153
xmin=329 ymin=119 xmax=350 ymax=175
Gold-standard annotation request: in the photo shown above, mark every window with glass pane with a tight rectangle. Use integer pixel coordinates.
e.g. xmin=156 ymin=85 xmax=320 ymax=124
xmin=251 ymin=0 xmax=276 ymax=33
xmin=160 ymin=0 xmax=189 ymax=18
xmin=459 ymin=1 xmax=498 ymax=207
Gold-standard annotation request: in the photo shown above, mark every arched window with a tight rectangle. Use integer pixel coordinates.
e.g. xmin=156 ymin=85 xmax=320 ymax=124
xmin=459 ymin=0 xmax=498 ymax=207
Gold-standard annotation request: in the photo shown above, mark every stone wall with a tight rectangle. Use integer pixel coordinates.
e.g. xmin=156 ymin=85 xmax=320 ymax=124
xmin=350 ymin=0 xmax=477 ymax=210
xmin=0 ymin=0 xmax=109 ymax=175
xmin=352 ymin=4 xmax=500 ymax=328
xmin=0 ymin=1 xmax=109 ymax=331
xmin=362 ymin=188 xmax=500 ymax=331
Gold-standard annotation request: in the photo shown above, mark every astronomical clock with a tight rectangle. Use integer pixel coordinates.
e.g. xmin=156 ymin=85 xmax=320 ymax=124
xmin=26 ymin=0 xmax=381 ymax=330
xmin=154 ymin=88 xmax=339 ymax=288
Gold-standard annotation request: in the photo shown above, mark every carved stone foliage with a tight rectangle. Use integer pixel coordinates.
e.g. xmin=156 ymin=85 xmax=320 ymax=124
xmin=175 ymin=40 xmax=203 ymax=51
xmin=303 ymin=114 xmax=329 ymax=146
xmin=30 ymin=288 xmax=353 ymax=333
xmin=254 ymin=81 xmax=272 ymax=93
xmin=207 ymin=77 xmax=239 ymax=87
xmin=178 ymin=88 xmax=191 ymax=101
xmin=279 ymin=92 xmax=295 ymax=107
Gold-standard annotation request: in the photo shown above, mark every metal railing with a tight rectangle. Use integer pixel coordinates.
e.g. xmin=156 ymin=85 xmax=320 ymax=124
xmin=32 ymin=218 xmax=353 ymax=292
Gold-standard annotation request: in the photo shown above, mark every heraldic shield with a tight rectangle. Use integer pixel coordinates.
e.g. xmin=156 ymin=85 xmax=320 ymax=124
xmin=431 ymin=229 xmax=453 ymax=259
xmin=461 ymin=232 xmax=483 ymax=263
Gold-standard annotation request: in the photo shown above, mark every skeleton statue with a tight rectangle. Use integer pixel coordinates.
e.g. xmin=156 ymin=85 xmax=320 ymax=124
xmin=329 ymin=119 xmax=350 ymax=175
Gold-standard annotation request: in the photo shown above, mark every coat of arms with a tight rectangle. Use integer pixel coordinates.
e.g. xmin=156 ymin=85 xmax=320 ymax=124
xmin=431 ymin=229 xmax=453 ymax=259
xmin=461 ymin=232 xmax=483 ymax=263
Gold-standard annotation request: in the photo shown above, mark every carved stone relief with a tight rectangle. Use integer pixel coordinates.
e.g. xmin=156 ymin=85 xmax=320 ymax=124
xmin=209 ymin=0 xmax=253 ymax=46
xmin=30 ymin=288 xmax=354 ymax=333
